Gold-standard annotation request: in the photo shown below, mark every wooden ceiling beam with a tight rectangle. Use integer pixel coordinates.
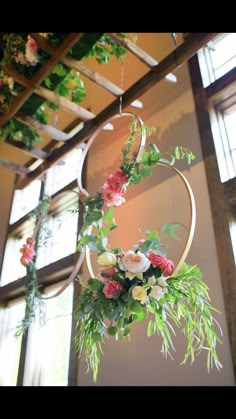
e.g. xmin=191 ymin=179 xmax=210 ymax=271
xmin=0 ymin=158 xmax=32 ymax=175
xmin=4 ymin=139 xmax=49 ymax=160
xmin=36 ymin=85 xmax=95 ymax=119
xmin=16 ymin=33 xmax=220 ymax=189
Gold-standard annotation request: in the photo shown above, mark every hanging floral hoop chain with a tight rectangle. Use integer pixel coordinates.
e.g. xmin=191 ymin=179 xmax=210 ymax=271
xmin=25 ymin=112 xmax=196 ymax=299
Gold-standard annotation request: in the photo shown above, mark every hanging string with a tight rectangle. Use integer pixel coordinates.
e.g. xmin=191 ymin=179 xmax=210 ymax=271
xmin=171 ymin=33 xmax=178 ymax=66
xmin=119 ymin=59 xmax=124 ymax=114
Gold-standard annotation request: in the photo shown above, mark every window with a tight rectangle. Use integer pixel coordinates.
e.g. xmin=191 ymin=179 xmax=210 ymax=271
xmin=209 ymin=103 xmax=236 ymax=182
xmin=0 ymin=300 xmax=25 ymax=385
xmin=9 ymin=180 xmax=41 ymax=225
xmin=198 ymin=33 xmax=236 ymax=183
xmin=0 ymin=146 xmax=82 ymax=386
xmin=198 ymin=33 xmax=236 ymax=87
xmin=189 ymin=32 xmax=236 ymax=378
xmin=23 ymin=283 xmax=73 ymax=386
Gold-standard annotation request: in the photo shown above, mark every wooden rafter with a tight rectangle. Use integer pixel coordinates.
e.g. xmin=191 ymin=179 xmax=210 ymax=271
xmin=5 ymin=139 xmax=49 ymax=160
xmin=15 ymin=33 xmax=220 ymax=189
xmin=0 ymin=158 xmax=32 ymax=176
xmin=36 ymin=86 xmax=95 ymax=119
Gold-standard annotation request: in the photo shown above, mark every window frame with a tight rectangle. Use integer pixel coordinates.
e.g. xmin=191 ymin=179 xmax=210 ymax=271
xmin=0 ymin=169 xmax=84 ymax=386
xmin=188 ymin=52 xmax=236 ymax=380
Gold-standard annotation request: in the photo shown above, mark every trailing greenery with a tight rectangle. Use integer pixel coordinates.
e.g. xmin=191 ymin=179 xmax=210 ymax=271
xmin=15 ymin=195 xmax=51 ymax=336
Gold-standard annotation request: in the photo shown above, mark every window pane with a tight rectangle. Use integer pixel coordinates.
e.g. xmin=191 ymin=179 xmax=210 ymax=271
xmin=44 ymin=147 xmax=83 ymax=196
xmin=0 ymin=219 xmax=35 ymax=286
xmin=198 ymin=33 xmax=236 ymax=87
xmin=9 ymin=180 xmax=41 ymax=225
xmin=23 ymin=282 xmax=73 ymax=386
xmin=0 ymin=300 xmax=25 ymax=386
xmin=36 ymin=193 xmax=78 ymax=269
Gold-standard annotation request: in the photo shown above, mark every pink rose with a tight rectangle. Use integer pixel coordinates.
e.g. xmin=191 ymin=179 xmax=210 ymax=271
xmin=103 ymin=280 xmax=123 ymax=298
xmin=106 ymin=170 xmax=127 ymax=194
xmin=149 ymin=251 xmax=167 ymax=270
xmin=100 ymin=188 xmax=126 ymax=207
xmin=98 ymin=266 xmax=117 ymax=282
xmin=164 ymin=259 xmax=175 ymax=276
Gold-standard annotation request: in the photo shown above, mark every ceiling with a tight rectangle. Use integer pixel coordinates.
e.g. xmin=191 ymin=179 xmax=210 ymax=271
xmin=0 ymin=33 xmax=219 ymax=189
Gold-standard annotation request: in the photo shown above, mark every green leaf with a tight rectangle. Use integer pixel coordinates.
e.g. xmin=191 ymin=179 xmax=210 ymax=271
xmin=140 ymin=167 xmax=152 ymax=177
xmin=92 ymin=332 xmax=102 ymax=342
xmin=124 ymin=327 xmax=131 ymax=336
xmin=108 ymin=325 xmax=117 ymax=336
xmin=84 ymin=303 xmax=93 ymax=313
xmin=147 ymin=320 xmax=154 ymax=337
xmin=87 ymin=278 xmax=101 ymax=291
xmin=130 ymin=299 xmax=145 ymax=314
xmin=132 ymin=174 xmax=142 ymax=184
xmin=161 ymin=223 xmax=180 ymax=240
xmin=175 ymin=146 xmax=180 ymax=160
xmin=104 ymin=206 xmax=114 ymax=223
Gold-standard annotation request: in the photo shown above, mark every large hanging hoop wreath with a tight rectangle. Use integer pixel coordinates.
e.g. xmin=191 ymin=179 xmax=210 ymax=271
xmin=18 ymin=112 xmax=223 ymax=382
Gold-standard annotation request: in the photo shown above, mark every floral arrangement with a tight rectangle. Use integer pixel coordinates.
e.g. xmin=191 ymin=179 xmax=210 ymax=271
xmin=73 ymin=117 xmax=223 ymax=381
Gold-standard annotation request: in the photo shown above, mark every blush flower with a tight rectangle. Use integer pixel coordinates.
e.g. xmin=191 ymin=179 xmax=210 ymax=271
xmin=119 ymin=250 xmax=150 ymax=280
xmin=100 ymin=188 xmax=126 ymax=207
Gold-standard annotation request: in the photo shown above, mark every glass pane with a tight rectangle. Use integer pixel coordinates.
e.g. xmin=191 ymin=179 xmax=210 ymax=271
xmin=44 ymin=147 xmax=83 ymax=196
xmin=9 ymin=180 xmax=41 ymax=225
xmin=23 ymin=283 xmax=73 ymax=386
xmin=0 ymin=300 xmax=25 ymax=386
xmin=198 ymin=33 xmax=236 ymax=87
xmin=36 ymin=206 xmax=78 ymax=269
xmin=1 ymin=219 xmax=35 ymax=286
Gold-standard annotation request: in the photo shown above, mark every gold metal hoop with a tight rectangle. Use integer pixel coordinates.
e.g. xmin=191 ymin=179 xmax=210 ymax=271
xmin=157 ymin=163 xmax=196 ymax=275
xmin=32 ymin=189 xmax=84 ymax=300
xmin=84 ymin=156 xmax=196 ymax=278
xmin=77 ymin=112 xmax=146 ymax=199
